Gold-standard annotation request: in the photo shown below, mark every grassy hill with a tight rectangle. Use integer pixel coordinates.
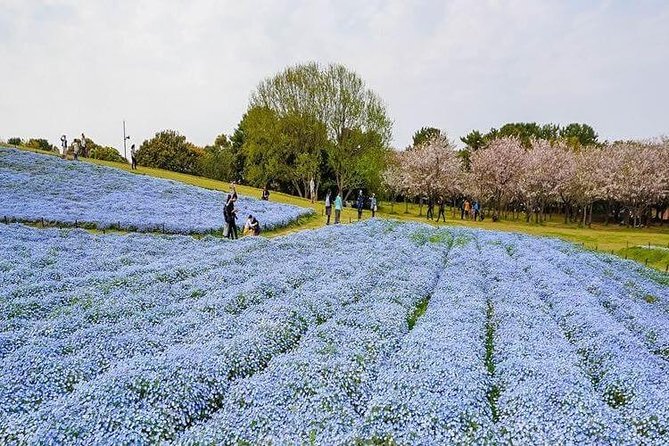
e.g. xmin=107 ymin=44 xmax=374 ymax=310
xmin=4 ymin=144 xmax=669 ymax=271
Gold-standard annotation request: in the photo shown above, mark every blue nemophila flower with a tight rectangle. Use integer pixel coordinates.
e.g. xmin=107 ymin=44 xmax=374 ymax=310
xmin=0 ymin=221 xmax=667 ymax=445
xmin=0 ymin=148 xmax=312 ymax=233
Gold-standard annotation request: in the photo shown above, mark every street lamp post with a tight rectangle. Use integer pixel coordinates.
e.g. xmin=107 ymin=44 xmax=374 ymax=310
xmin=122 ymin=120 xmax=130 ymax=159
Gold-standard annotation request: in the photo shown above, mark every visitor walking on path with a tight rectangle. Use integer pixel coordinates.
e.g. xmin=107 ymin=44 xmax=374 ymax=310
xmin=370 ymin=193 xmax=377 ymax=218
xmin=60 ymin=135 xmax=67 ymax=159
xmin=80 ymin=133 xmax=87 ymax=157
xmin=261 ymin=186 xmax=270 ymax=201
xmin=437 ymin=196 xmax=446 ymax=222
xmin=334 ymin=192 xmax=343 ymax=224
xmin=130 ymin=144 xmax=137 ymax=170
xmin=356 ymin=190 xmax=364 ymax=220
xmin=325 ymin=191 xmax=332 ymax=225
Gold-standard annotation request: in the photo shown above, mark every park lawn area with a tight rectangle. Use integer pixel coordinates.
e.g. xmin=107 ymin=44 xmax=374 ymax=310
xmin=7 ymin=144 xmax=669 ymax=271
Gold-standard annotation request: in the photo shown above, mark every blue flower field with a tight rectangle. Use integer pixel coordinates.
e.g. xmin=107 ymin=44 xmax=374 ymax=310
xmin=1 ymin=220 xmax=667 ymax=445
xmin=0 ymin=149 xmax=312 ymax=233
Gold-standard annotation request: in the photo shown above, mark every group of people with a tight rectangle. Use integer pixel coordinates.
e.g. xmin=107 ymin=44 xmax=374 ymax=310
xmin=224 ymin=182 xmax=261 ymax=239
xmin=425 ymin=197 xmax=483 ymax=222
xmin=460 ymin=199 xmax=483 ymax=221
xmin=323 ymin=190 xmax=378 ymax=225
xmin=60 ymin=133 xmax=87 ymax=160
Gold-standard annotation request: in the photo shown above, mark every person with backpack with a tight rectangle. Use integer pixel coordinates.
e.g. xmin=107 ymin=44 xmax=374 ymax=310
xmin=356 ymin=190 xmax=364 ymax=220
xmin=334 ymin=192 xmax=343 ymax=224
xmin=370 ymin=193 xmax=378 ymax=218
xmin=324 ymin=191 xmax=332 ymax=225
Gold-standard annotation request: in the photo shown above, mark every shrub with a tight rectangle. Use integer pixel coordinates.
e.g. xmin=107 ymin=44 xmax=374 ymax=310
xmin=88 ymin=146 xmax=127 ymax=163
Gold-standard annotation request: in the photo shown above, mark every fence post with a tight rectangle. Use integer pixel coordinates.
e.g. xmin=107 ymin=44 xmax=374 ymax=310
xmin=162 ymin=223 xmax=165 ymax=233
xmin=4 ymin=216 xmax=7 ymax=224
xmin=74 ymin=219 xmax=78 ymax=228
xmin=645 ymin=258 xmax=648 ymax=266
xmin=41 ymin=217 xmax=44 ymax=227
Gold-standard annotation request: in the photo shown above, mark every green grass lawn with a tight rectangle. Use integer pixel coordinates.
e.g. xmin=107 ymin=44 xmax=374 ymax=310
xmin=5 ymin=144 xmax=669 ymax=272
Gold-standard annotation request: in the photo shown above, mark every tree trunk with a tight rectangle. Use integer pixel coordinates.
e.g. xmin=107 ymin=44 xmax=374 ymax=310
xmin=587 ymin=204 xmax=593 ymax=227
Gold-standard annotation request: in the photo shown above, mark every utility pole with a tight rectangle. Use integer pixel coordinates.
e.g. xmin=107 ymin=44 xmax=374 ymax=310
xmin=122 ymin=120 xmax=130 ymax=159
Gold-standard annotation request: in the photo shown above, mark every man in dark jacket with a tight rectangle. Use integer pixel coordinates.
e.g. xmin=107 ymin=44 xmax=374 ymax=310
xmin=356 ymin=190 xmax=364 ymax=220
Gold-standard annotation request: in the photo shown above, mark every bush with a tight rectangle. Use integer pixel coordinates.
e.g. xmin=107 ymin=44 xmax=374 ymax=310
xmin=24 ymin=138 xmax=55 ymax=152
xmin=136 ymin=130 xmax=204 ymax=175
xmin=88 ymin=146 xmax=127 ymax=163
xmin=7 ymin=137 xmax=22 ymax=146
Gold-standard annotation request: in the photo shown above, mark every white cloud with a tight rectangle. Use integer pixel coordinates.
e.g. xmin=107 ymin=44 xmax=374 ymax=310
xmin=1 ymin=0 xmax=667 ymax=154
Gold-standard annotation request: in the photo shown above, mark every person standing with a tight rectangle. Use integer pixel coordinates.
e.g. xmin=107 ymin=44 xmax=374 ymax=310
xmin=356 ymin=190 xmax=364 ymax=220
xmin=437 ymin=196 xmax=446 ymax=223
xmin=334 ymin=192 xmax=343 ymax=224
xmin=464 ymin=200 xmax=471 ymax=220
xmin=225 ymin=194 xmax=238 ymax=239
xmin=230 ymin=182 xmax=238 ymax=201
xmin=80 ymin=133 xmax=87 ymax=157
xmin=261 ymin=186 xmax=270 ymax=201
xmin=309 ymin=177 xmax=316 ymax=204
xmin=370 ymin=193 xmax=377 ymax=218
xmin=72 ymin=139 xmax=80 ymax=160
xmin=324 ymin=191 xmax=332 ymax=225
xmin=473 ymin=201 xmax=481 ymax=221
xmin=426 ymin=196 xmax=434 ymax=220
xmin=130 ymin=144 xmax=137 ymax=170
xmin=60 ymin=134 xmax=67 ymax=159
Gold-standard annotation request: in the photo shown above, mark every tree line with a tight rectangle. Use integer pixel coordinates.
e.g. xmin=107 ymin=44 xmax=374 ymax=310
xmin=7 ymin=62 xmax=666 ymax=227
xmin=385 ymin=134 xmax=669 ymax=227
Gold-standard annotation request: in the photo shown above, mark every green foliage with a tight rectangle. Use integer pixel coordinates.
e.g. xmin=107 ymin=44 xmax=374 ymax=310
xmin=407 ymin=296 xmax=430 ymax=330
xmin=467 ymin=122 xmax=599 ymax=149
xmin=199 ymin=133 xmax=243 ymax=182
xmin=136 ymin=130 xmax=204 ymax=175
xmin=459 ymin=130 xmax=486 ymax=170
xmin=559 ymin=123 xmax=598 ymax=147
xmin=7 ymin=137 xmax=22 ymax=146
xmin=412 ymin=127 xmax=441 ymax=147
xmin=25 ymin=138 xmax=54 ymax=152
xmin=88 ymin=146 xmax=127 ymax=163
xmin=248 ymin=62 xmax=393 ymax=196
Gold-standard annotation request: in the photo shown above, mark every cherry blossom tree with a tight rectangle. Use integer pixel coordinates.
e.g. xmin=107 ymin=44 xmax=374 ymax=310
xmin=469 ymin=136 xmax=526 ymax=219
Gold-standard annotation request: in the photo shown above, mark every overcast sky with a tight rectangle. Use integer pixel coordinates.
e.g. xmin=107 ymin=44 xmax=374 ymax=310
xmin=1 ymin=0 xmax=667 ymax=155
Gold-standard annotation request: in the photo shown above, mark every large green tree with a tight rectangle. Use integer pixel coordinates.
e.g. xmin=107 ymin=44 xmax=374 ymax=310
xmin=412 ymin=127 xmax=442 ymax=147
xmin=136 ymin=130 xmax=203 ymax=175
xmin=249 ymin=62 xmax=393 ymax=196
